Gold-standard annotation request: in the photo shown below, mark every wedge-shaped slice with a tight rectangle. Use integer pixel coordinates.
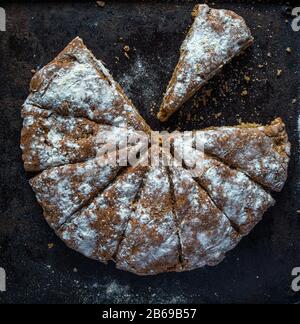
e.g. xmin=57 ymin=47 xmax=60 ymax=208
xmin=157 ymin=4 xmax=254 ymax=121
xmin=198 ymin=156 xmax=275 ymax=235
xmin=116 ymin=147 xmax=180 ymax=275
xmin=26 ymin=37 xmax=150 ymax=133
xmin=196 ymin=118 xmax=290 ymax=192
xmin=30 ymin=155 xmax=123 ymax=230
xmin=173 ymin=137 xmax=275 ymax=235
xmin=57 ymin=164 xmax=148 ymax=262
xmin=21 ymin=104 xmax=149 ymax=172
xmin=169 ymin=165 xmax=241 ymax=270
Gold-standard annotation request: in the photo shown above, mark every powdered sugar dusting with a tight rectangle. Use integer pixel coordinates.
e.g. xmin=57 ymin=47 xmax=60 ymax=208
xmin=173 ymin=136 xmax=275 ymax=235
xmin=21 ymin=103 xmax=149 ymax=172
xmin=197 ymin=155 xmax=275 ymax=235
xmin=20 ymin=36 xmax=291 ymax=276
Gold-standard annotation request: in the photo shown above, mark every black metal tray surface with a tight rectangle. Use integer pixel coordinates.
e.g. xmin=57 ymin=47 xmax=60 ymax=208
xmin=0 ymin=0 xmax=300 ymax=304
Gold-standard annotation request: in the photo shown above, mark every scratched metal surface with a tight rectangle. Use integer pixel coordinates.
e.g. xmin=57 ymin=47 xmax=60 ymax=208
xmin=0 ymin=0 xmax=300 ymax=304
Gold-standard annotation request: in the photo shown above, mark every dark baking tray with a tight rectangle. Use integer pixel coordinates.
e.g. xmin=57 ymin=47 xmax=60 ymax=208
xmin=0 ymin=0 xmax=300 ymax=304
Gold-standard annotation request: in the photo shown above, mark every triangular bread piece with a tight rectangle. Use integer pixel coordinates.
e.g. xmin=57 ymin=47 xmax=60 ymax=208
xmin=169 ymin=165 xmax=241 ymax=270
xmin=58 ymin=164 xmax=148 ymax=263
xmin=157 ymin=4 xmax=254 ymax=121
xmin=196 ymin=155 xmax=275 ymax=236
xmin=26 ymin=37 xmax=151 ymax=133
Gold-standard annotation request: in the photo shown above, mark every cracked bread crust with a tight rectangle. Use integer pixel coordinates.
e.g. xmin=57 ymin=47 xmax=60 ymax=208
xmin=165 ymin=118 xmax=290 ymax=192
xmin=21 ymin=104 xmax=101 ymax=172
xmin=29 ymin=151 xmax=128 ymax=230
xmin=157 ymin=4 xmax=254 ymax=122
xmin=197 ymin=155 xmax=275 ymax=235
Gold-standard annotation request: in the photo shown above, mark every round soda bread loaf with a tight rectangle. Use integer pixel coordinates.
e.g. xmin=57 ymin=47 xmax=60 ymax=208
xmin=21 ymin=35 xmax=290 ymax=275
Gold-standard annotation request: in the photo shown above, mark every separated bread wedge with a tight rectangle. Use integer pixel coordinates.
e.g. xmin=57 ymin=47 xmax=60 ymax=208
xmin=157 ymin=4 xmax=254 ymax=122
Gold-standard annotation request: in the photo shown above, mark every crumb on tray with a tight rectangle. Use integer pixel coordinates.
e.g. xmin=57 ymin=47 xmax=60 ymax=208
xmin=96 ymin=1 xmax=105 ymax=8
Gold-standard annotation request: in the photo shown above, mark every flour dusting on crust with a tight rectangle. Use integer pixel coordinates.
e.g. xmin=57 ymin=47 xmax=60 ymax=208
xmin=116 ymin=147 xmax=180 ymax=275
xmin=170 ymin=165 xmax=241 ymax=270
xmin=30 ymin=156 xmax=122 ymax=229
xmin=197 ymin=118 xmax=290 ymax=192
xmin=26 ymin=37 xmax=150 ymax=133
xmin=173 ymin=135 xmax=275 ymax=235
xmin=58 ymin=165 xmax=148 ymax=261
xmin=21 ymin=104 xmax=149 ymax=172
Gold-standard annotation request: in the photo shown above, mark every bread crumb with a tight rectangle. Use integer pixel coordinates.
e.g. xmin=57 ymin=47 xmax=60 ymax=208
xmin=223 ymin=82 xmax=229 ymax=93
xmin=267 ymin=52 xmax=272 ymax=58
xmin=286 ymin=47 xmax=292 ymax=54
xmin=205 ymin=89 xmax=213 ymax=97
xmin=48 ymin=243 xmax=54 ymax=249
xmin=124 ymin=45 xmax=130 ymax=59
xmin=277 ymin=69 xmax=283 ymax=77
xmin=241 ymin=90 xmax=248 ymax=97
xmin=244 ymin=75 xmax=251 ymax=83
xmin=96 ymin=1 xmax=105 ymax=7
